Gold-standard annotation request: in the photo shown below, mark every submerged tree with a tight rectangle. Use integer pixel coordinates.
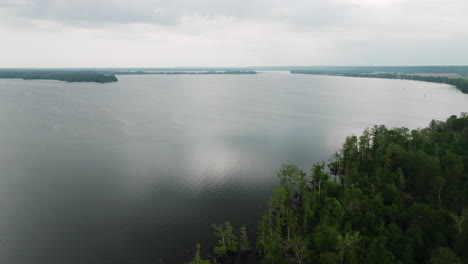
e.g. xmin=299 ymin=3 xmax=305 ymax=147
xmin=189 ymin=243 xmax=210 ymax=264
xmin=239 ymin=225 xmax=250 ymax=252
xmin=211 ymin=221 xmax=238 ymax=257
xmin=212 ymin=223 xmax=227 ymax=257
xmin=224 ymin=221 xmax=238 ymax=253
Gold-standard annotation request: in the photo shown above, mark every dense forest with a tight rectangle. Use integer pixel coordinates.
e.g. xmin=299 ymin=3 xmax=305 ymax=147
xmin=291 ymin=70 xmax=468 ymax=94
xmin=189 ymin=115 xmax=468 ymax=264
xmin=0 ymin=70 xmax=118 ymax=83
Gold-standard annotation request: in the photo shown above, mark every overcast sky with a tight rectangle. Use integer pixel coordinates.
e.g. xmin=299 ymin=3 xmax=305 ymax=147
xmin=1 ymin=0 xmax=467 ymax=67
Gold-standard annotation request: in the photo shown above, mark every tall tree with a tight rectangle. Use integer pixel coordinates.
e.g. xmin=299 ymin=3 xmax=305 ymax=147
xmin=189 ymin=244 xmax=211 ymax=264
xmin=212 ymin=223 xmax=227 ymax=257
xmin=239 ymin=224 xmax=250 ymax=252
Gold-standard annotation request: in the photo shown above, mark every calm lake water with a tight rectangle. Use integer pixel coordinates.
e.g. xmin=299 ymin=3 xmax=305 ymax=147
xmin=0 ymin=72 xmax=467 ymax=263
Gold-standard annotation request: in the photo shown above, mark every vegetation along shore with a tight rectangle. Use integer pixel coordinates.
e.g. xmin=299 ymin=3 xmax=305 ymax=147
xmin=291 ymin=70 xmax=468 ymax=94
xmin=0 ymin=70 xmax=257 ymax=83
xmin=189 ymin=115 xmax=468 ymax=264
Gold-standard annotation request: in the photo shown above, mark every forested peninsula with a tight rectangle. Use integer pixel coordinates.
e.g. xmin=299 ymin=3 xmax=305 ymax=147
xmin=291 ymin=70 xmax=468 ymax=94
xmin=0 ymin=70 xmax=118 ymax=83
xmin=189 ymin=115 xmax=468 ymax=264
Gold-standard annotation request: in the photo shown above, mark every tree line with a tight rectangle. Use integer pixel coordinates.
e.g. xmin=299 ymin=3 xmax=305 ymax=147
xmin=0 ymin=70 xmax=118 ymax=83
xmin=291 ymin=70 xmax=468 ymax=94
xmin=189 ymin=115 xmax=468 ymax=263
xmin=0 ymin=69 xmax=257 ymax=83
xmin=148 ymin=71 xmax=257 ymax=75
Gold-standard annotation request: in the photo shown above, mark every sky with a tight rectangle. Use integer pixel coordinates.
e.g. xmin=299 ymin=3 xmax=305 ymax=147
xmin=0 ymin=0 xmax=467 ymax=67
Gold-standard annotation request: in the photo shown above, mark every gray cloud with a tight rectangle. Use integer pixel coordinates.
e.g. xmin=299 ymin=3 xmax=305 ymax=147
xmin=0 ymin=0 xmax=364 ymax=28
xmin=0 ymin=0 xmax=467 ymax=67
xmin=2 ymin=0 xmax=467 ymax=32
xmin=3 ymin=0 xmax=464 ymax=34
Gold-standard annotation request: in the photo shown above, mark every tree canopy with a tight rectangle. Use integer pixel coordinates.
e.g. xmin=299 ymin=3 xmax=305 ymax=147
xmin=190 ymin=115 xmax=468 ymax=263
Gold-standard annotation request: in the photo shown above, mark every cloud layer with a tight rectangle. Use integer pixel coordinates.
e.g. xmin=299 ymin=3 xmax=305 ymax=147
xmin=1 ymin=0 xmax=467 ymax=67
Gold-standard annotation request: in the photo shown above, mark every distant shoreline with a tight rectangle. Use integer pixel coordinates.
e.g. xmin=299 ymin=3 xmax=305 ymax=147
xmin=291 ymin=70 xmax=468 ymax=94
xmin=0 ymin=70 xmax=257 ymax=83
xmin=115 ymin=70 xmax=257 ymax=75
xmin=2 ymin=67 xmax=468 ymax=89
xmin=0 ymin=70 xmax=118 ymax=83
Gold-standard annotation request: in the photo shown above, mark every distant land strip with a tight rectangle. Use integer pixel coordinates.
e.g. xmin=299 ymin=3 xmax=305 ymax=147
xmin=291 ymin=70 xmax=468 ymax=94
xmin=0 ymin=70 xmax=118 ymax=83
xmin=0 ymin=70 xmax=257 ymax=83
xmin=111 ymin=70 xmax=257 ymax=75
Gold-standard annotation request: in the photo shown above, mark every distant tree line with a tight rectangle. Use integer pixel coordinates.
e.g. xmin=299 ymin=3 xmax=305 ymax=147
xmin=189 ymin=115 xmax=468 ymax=263
xmin=131 ymin=71 xmax=257 ymax=75
xmin=0 ymin=70 xmax=118 ymax=83
xmin=0 ymin=70 xmax=257 ymax=83
xmin=291 ymin=70 xmax=468 ymax=94
xmin=285 ymin=66 xmax=468 ymax=74
xmin=80 ymin=70 xmax=257 ymax=75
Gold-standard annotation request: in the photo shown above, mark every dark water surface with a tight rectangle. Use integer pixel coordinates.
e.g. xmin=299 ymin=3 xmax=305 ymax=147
xmin=0 ymin=73 xmax=467 ymax=263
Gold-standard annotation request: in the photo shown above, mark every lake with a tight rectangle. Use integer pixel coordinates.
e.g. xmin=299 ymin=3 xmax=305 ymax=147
xmin=0 ymin=72 xmax=467 ymax=263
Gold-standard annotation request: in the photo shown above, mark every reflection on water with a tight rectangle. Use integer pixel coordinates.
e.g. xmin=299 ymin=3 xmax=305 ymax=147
xmin=0 ymin=73 xmax=467 ymax=263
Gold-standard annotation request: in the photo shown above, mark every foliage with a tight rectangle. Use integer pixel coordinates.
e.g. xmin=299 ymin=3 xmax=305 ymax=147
xmin=189 ymin=243 xmax=211 ymax=264
xmin=0 ymin=70 xmax=118 ymax=83
xmin=253 ymin=115 xmax=467 ymax=263
xmin=239 ymin=225 xmax=251 ymax=252
xmin=195 ymin=115 xmax=467 ymax=264
xmin=212 ymin=221 xmax=239 ymax=257
xmin=430 ymin=247 xmax=462 ymax=264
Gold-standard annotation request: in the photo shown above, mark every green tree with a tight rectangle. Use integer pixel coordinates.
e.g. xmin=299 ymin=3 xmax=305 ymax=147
xmin=449 ymin=210 xmax=467 ymax=233
xmin=337 ymin=231 xmax=360 ymax=264
xmin=366 ymin=236 xmax=394 ymax=264
xmin=224 ymin=221 xmax=238 ymax=253
xmin=430 ymin=247 xmax=462 ymax=264
xmin=257 ymin=210 xmax=282 ymax=263
xmin=239 ymin=224 xmax=250 ymax=252
xmin=287 ymin=236 xmax=309 ymax=264
xmin=189 ymin=243 xmax=211 ymax=264
xmin=203 ymin=115 xmax=468 ymax=264
xmin=212 ymin=223 xmax=227 ymax=257
xmin=212 ymin=221 xmax=238 ymax=256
